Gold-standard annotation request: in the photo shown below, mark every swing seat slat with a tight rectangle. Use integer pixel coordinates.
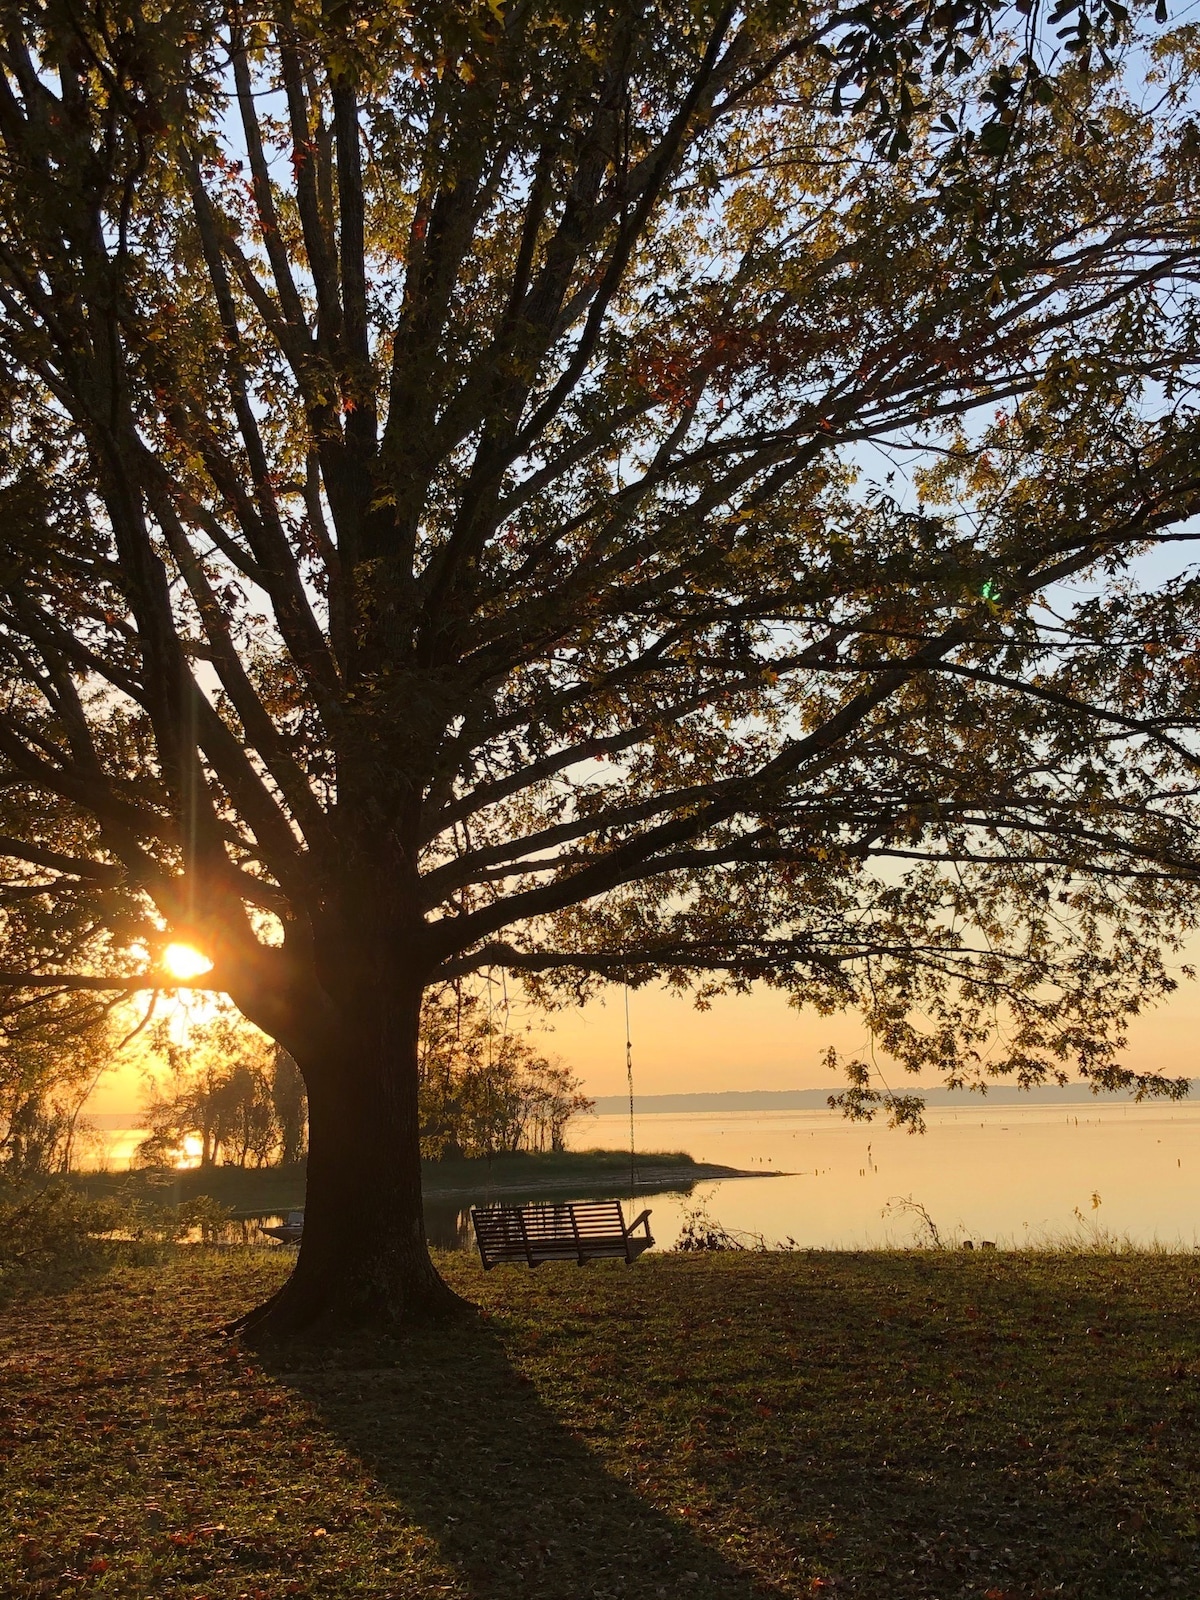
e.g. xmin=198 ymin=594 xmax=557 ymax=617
xmin=471 ymin=1200 xmax=653 ymax=1268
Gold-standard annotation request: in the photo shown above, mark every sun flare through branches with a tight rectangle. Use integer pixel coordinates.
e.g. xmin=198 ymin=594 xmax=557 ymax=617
xmin=161 ymin=945 xmax=214 ymax=984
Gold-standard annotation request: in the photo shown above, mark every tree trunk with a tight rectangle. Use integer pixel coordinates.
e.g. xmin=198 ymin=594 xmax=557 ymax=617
xmin=231 ymin=977 xmax=465 ymax=1341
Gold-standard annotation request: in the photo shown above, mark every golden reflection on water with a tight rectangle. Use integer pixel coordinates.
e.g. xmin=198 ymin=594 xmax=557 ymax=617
xmin=87 ymin=1102 xmax=1200 ymax=1253
xmin=569 ymin=1103 xmax=1200 ymax=1251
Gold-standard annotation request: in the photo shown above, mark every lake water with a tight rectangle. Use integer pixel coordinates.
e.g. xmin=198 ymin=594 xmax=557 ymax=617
xmin=563 ymin=1102 xmax=1200 ymax=1251
xmin=89 ymin=1100 xmax=1200 ymax=1252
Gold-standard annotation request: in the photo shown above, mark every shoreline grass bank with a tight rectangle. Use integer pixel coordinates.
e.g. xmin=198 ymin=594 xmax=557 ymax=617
xmin=3 ymin=1247 xmax=1199 ymax=1597
xmin=63 ymin=1147 xmax=755 ymax=1215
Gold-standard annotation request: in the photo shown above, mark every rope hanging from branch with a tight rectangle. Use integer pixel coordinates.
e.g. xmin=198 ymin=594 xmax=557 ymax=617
xmin=625 ymin=983 xmax=637 ymax=1197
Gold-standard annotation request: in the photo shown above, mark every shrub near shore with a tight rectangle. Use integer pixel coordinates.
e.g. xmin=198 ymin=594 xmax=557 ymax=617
xmin=3 ymin=1247 xmax=1199 ymax=1598
xmin=0 ymin=1183 xmax=232 ymax=1290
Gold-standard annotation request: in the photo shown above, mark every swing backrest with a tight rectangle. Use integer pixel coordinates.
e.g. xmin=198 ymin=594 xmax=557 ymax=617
xmin=471 ymin=1199 xmax=653 ymax=1268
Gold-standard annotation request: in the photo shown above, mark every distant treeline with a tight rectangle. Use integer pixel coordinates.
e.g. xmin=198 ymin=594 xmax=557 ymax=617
xmin=587 ymin=1083 xmax=1199 ymax=1115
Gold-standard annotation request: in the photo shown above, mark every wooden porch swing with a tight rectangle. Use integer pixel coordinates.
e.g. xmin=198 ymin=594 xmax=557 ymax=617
xmin=470 ymin=985 xmax=652 ymax=1269
xmin=471 ymin=1199 xmax=653 ymax=1268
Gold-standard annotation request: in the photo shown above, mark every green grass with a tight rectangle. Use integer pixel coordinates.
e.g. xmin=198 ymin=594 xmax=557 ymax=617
xmin=4 ymin=1247 xmax=1200 ymax=1597
xmin=68 ymin=1149 xmax=706 ymax=1216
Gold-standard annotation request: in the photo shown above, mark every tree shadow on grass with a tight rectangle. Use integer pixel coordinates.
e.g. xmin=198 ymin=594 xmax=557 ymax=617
xmin=264 ymin=1310 xmax=783 ymax=1600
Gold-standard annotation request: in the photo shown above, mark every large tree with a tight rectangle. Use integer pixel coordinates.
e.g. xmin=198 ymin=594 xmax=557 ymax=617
xmin=2 ymin=0 xmax=1200 ymax=1334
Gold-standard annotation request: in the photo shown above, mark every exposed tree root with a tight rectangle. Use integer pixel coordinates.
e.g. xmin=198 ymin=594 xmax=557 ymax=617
xmin=215 ymin=1285 xmax=284 ymax=1339
xmin=217 ymin=1264 xmax=472 ymax=1344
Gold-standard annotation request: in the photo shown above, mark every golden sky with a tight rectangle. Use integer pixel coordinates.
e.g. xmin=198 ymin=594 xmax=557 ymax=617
xmin=538 ymin=973 xmax=1200 ymax=1098
xmin=88 ymin=967 xmax=1200 ymax=1117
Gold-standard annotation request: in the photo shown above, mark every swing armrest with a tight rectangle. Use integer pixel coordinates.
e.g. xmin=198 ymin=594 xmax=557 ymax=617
xmin=626 ymin=1209 xmax=652 ymax=1236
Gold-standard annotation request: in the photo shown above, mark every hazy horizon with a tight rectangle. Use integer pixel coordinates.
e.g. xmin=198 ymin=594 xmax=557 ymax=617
xmin=84 ymin=959 xmax=1200 ymax=1122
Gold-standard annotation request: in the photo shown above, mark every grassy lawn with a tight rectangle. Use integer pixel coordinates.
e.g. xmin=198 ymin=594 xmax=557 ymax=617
xmin=3 ymin=1247 xmax=1199 ymax=1598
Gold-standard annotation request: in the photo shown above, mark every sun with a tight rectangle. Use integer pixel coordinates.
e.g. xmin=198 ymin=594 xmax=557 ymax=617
xmin=162 ymin=943 xmax=214 ymax=981
xmin=176 ymin=1135 xmax=204 ymax=1171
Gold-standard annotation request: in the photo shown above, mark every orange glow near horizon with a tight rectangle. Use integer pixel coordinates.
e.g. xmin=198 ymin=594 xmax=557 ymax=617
xmin=162 ymin=943 xmax=214 ymax=982
xmin=176 ymin=1135 xmax=204 ymax=1170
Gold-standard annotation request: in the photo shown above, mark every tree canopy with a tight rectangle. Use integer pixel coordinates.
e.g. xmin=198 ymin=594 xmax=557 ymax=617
xmin=2 ymin=0 xmax=1200 ymax=1327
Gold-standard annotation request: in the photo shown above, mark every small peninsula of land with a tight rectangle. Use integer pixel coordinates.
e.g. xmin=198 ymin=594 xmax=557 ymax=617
xmin=69 ymin=1148 xmax=777 ymax=1215
xmin=419 ymin=1148 xmax=779 ymax=1199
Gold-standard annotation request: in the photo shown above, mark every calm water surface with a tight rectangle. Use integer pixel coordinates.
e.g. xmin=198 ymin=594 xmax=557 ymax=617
xmin=94 ymin=1101 xmax=1200 ymax=1252
xmin=565 ymin=1102 xmax=1200 ymax=1251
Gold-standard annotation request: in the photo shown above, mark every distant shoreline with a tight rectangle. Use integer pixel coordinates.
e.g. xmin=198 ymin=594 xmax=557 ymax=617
xmin=422 ymin=1160 xmax=779 ymax=1198
xmin=586 ymin=1082 xmax=1200 ymax=1115
xmin=67 ymin=1149 xmax=781 ymax=1204
xmin=85 ymin=1080 xmax=1199 ymax=1130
